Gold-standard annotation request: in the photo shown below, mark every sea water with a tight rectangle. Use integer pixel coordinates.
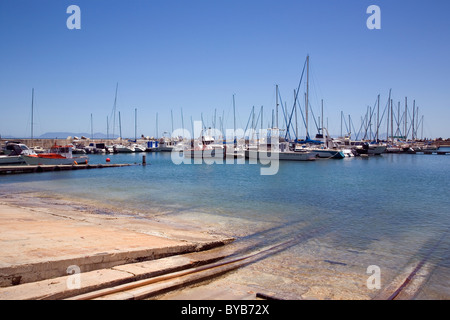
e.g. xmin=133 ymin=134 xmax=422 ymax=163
xmin=1 ymin=149 xmax=449 ymax=299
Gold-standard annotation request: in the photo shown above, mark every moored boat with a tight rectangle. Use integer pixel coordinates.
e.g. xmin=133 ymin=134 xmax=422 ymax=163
xmin=246 ymin=142 xmax=316 ymax=161
xmin=0 ymin=142 xmax=36 ymax=165
xmin=131 ymin=144 xmax=146 ymax=152
xmin=113 ymin=144 xmax=134 ymax=153
xmin=354 ymin=142 xmax=386 ymax=156
xmin=22 ymin=145 xmax=89 ymax=165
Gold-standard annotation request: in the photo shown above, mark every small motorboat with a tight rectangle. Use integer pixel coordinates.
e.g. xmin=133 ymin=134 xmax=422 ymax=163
xmin=22 ymin=144 xmax=89 ymax=165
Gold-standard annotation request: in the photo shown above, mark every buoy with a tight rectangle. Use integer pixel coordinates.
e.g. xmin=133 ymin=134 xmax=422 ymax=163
xmin=74 ymin=161 xmax=78 ymax=165
xmin=106 ymin=158 xmax=111 ymax=162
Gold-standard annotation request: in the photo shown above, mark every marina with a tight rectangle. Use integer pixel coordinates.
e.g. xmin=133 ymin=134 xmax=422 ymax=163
xmin=1 ymin=147 xmax=449 ymax=300
xmin=0 ymin=61 xmax=448 ymax=299
xmin=1 ymin=1 xmax=449 ymax=305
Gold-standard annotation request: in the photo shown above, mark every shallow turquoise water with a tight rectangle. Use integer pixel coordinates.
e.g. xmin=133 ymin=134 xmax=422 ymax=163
xmin=1 ymin=149 xmax=449 ymax=298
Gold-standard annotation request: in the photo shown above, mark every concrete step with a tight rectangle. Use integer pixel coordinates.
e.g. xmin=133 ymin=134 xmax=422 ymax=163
xmin=0 ymin=200 xmax=234 ymax=288
xmin=0 ymin=247 xmax=231 ymax=300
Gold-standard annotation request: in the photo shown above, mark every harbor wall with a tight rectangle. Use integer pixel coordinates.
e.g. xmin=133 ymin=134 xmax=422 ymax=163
xmin=1 ymin=138 xmax=120 ymax=150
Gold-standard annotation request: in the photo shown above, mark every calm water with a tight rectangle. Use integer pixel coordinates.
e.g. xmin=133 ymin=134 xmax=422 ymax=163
xmin=1 ymin=149 xmax=449 ymax=299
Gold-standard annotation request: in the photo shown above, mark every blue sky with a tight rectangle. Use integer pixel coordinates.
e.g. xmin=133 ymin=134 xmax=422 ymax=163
xmin=1 ymin=0 xmax=449 ymax=139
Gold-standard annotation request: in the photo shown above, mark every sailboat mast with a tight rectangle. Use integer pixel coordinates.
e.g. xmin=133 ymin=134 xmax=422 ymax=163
xmin=404 ymin=97 xmax=408 ymax=140
xmin=181 ymin=108 xmax=184 ymax=139
xmin=275 ymin=85 xmax=279 ymax=129
xmin=119 ymin=111 xmax=122 ymax=139
xmin=306 ymin=55 xmax=309 ymax=139
xmin=135 ymin=108 xmax=137 ymax=141
xmin=31 ymin=88 xmax=34 ymax=144
xmin=321 ymin=99 xmax=324 ymax=135
xmin=391 ymin=99 xmax=394 ymax=143
xmin=412 ymin=100 xmax=415 ymax=141
xmin=376 ymin=94 xmax=380 ymax=142
xmin=386 ymin=89 xmax=391 ymax=142
xmin=261 ymin=105 xmax=264 ymax=133
xmin=233 ymin=94 xmax=236 ymax=144
xmin=421 ymin=115 xmax=424 ymax=140
xmin=113 ymin=83 xmax=118 ymax=139
xmin=295 ymin=90 xmax=298 ymax=140
xmin=348 ymin=115 xmax=351 ymax=137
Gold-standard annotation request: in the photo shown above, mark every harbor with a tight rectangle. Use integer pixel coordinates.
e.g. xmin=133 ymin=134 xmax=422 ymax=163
xmin=1 ymin=147 xmax=449 ymax=300
xmin=1 ymin=0 xmax=449 ymax=306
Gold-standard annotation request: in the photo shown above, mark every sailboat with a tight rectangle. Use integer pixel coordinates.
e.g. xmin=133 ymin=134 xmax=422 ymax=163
xmin=294 ymin=55 xmax=344 ymax=159
xmin=184 ymin=128 xmax=225 ymax=159
xmin=299 ymin=133 xmax=345 ymax=159
xmin=245 ymin=128 xmax=316 ymax=161
xmin=225 ymin=94 xmax=245 ymax=158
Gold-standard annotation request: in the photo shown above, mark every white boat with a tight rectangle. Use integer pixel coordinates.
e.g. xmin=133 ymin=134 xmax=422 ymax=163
xmin=245 ymin=149 xmax=316 ymax=161
xmin=113 ymin=144 xmax=134 ymax=153
xmin=296 ymin=133 xmax=346 ymax=159
xmin=22 ymin=145 xmax=89 ymax=165
xmin=184 ymin=139 xmax=225 ymax=159
xmin=246 ymin=142 xmax=316 ymax=161
xmin=294 ymin=144 xmax=345 ymax=159
xmin=0 ymin=142 xmax=36 ymax=165
xmin=155 ymin=139 xmax=176 ymax=152
xmin=131 ymin=144 xmax=146 ymax=152
xmin=354 ymin=143 xmax=386 ymax=156
xmin=31 ymin=146 xmax=45 ymax=154
xmin=84 ymin=143 xmax=106 ymax=154
xmin=307 ymin=147 xmax=345 ymax=159
xmin=341 ymin=148 xmax=355 ymax=157
xmin=225 ymin=144 xmax=245 ymax=159
xmin=0 ymin=155 xmax=25 ymax=165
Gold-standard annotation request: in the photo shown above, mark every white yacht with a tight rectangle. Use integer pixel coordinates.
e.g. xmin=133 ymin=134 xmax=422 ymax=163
xmin=131 ymin=144 xmax=146 ymax=152
xmin=113 ymin=144 xmax=134 ymax=153
xmin=246 ymin=141 xmax=316 ymax=161
xmin=0 ymin=142 xmax=36 ymax=165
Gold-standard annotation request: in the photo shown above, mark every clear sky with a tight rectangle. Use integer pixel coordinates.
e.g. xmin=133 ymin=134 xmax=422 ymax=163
xmin=1 ymin=0 xmax=449 ymax=139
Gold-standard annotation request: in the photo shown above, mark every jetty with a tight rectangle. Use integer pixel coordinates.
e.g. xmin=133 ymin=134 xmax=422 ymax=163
xmin=0 ymin=163 xmax=132 ymax=175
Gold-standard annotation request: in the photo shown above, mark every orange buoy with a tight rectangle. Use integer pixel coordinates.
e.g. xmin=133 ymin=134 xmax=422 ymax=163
xmin=74 ymin=161 xmax=78 ymax=165
xmin=106 ymin=158 xmax=111 ymax=162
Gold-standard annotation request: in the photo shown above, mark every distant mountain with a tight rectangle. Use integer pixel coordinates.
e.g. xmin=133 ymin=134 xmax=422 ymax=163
xmin=38 ymin=132 xmax=119 ymax=139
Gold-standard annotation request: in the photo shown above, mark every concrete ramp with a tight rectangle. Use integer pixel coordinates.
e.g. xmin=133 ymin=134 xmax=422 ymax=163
xmin=0 ymin=202 xmax=233 ymax=289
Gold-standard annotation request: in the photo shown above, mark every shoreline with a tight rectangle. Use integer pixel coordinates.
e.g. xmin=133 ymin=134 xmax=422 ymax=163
xmin=0 ymin=191 xmax=235 ymax=293
xmin=0 ymin=191 xmax=372 ymax=300
xmin=1 ymin=190 xmax=446 ymax=300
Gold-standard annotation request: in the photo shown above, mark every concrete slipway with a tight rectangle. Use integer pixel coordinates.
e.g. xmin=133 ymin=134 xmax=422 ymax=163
xmin=0 ymin=198 xmax=234 ymax=300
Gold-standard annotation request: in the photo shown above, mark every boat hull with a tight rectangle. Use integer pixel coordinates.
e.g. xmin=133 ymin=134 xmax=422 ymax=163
xmin=154 ymin=146 xmax=175 ymax=152
xmin=184 ymin=148 xmax=225 ymax=159
xmin=245 ymin=150 xmax=316 ymax=161
xmin=310 ymin=149 xmax=345 ymax=159
xmin=356 ymin=145 xmax=386 ymax=156
xmin=22 ymin=155 xmax=88 ymax=165
xmin=0 ymin=155 xmax=26 ymax=165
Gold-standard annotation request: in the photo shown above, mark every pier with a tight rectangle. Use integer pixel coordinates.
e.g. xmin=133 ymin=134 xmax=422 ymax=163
xmin=0 ymin=163 xmax=132 ymax=175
